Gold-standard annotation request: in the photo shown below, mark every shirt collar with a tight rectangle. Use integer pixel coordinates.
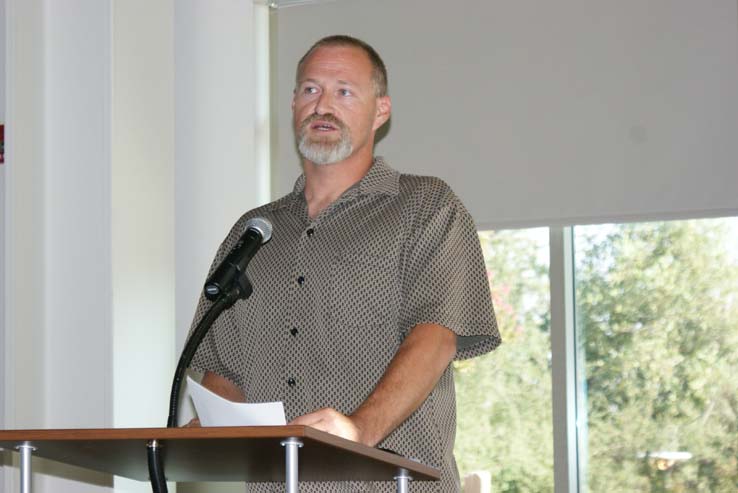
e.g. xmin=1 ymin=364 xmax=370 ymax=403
xmin=287 ymin=156 xmax=400 ymax=204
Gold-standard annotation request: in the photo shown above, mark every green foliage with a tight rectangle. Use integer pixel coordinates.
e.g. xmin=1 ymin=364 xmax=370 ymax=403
xmin=454 ymin=219 xmax=738 ymax=492
xmin=577 ymin=220 xmax=738 ymax=492
xmin=455 ymin=229 xmax=553 ymax=492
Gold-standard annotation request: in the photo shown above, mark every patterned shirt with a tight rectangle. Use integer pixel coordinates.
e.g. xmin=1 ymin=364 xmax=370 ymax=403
xmin=189 ymin=158 xmax=500 ymax=492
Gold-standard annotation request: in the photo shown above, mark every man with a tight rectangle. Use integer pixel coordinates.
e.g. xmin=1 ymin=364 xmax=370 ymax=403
xmin=189 ymin=35 xmax=500 ymax=492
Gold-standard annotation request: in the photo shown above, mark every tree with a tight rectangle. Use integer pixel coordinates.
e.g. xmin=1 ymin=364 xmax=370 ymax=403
xmin=576 ymin=219 xmax=738 ymax=492
xmin=454 ymin=219 xmax=738 ymax=492
xmin=455 ymin=229 xmax=553 ymax=492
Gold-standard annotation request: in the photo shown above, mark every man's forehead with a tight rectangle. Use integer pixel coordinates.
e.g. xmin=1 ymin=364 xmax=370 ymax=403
xmin=298 ymin=45 xmax=373 ymax=80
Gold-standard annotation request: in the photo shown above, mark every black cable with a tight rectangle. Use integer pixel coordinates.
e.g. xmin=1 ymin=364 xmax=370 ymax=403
xmin=167 ymin=294 xmax=233 ymax=428
xmin=147 ymin=440 xmax=167 ymax=493
xmin=148 ymin=280 xmax=249 ymax=492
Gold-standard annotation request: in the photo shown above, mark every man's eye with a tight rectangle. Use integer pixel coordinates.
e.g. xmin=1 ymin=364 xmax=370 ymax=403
xmin=304 ymin=86 xmax=318 ymax=95
xmin=339 ymin=88 xmax=352 ymax=96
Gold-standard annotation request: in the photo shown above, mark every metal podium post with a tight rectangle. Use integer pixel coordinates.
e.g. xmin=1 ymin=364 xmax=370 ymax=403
xmin=394 ymin=467 xmax=413 ymax=493
xmin=16 ymin=443 xmax=36 ymax=493
xmin=281 ymin=437 xmax=304 ymax=493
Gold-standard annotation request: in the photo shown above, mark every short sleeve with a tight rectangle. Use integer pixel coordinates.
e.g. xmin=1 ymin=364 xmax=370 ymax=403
xmin=400 ymin=178 xmax=501 ymax=360
xmin=187 ymin=217 xmax=249 ymax=386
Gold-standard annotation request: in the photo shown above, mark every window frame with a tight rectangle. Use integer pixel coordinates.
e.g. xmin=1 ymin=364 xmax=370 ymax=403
xmin=549 ymin=227 xmax=582 ymax=493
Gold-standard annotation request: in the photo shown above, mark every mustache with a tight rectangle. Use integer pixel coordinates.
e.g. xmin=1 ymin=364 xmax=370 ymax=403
xmin=299 ymin=113 xmax=347 ymax=131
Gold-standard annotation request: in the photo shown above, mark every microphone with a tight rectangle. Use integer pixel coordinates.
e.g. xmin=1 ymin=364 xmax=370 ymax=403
xmin=203 ymin=217 xmax=273 ymax=301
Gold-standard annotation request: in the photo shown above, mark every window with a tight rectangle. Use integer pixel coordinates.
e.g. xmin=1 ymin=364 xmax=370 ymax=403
xmin=455 ymin=228 xmax=552 ymax=491
xmin=574 ymin=218 xmax=738 ymax=492
xmin=455 ymin=217 xmax=738 ymax=492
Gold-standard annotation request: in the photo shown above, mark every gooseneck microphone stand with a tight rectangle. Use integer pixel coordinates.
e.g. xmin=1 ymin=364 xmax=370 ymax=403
xmin=148 ymin=218 xmax=271 ymax=493
xmin=148 ymin=283 xmax=250 ymax=493
xmin=166 ymin=277 xmax=253 ymax=428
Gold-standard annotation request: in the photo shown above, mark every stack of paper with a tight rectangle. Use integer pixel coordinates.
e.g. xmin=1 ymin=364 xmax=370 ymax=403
xmin=186 ymin=376 xmax=286 ymax=427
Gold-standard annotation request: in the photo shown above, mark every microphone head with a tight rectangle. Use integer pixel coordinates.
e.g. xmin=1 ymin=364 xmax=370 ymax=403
xmin=245 ymin=217 xmax=273 ymax=244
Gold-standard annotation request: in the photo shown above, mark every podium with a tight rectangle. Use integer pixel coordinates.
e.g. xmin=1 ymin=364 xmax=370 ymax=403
xmin=0 ymin=425 xmax=440 ymax=492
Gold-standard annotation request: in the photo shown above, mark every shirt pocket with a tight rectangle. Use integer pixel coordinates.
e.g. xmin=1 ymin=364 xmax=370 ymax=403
xmin=328 ymin=253 xmax=399 ymax=328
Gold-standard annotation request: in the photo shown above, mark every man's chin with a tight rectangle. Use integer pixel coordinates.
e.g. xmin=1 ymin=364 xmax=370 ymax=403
xmin=298 ymin=141 xmax=353 ymax=166
xmin=303 ymin=154 xmax=348 ymax=166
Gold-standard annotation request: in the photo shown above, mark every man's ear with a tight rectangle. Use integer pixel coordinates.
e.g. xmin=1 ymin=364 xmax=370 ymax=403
xmin=373 ymin=96 xmax=392 ymax=131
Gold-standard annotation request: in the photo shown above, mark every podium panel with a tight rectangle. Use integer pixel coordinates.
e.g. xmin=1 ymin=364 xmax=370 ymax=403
xmin=0 ymin=425 xmax=439 ymax=488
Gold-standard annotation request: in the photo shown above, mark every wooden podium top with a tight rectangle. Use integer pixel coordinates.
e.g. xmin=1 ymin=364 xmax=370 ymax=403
xmin=0 ymin=425 xmax=440 ymax=483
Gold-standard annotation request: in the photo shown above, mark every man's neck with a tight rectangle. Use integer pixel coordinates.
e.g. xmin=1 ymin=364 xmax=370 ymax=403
xmin=303 ymin=152 xmax=374 ymax=220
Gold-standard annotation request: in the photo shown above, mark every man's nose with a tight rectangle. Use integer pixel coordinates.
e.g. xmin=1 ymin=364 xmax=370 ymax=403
xmin=314 ymin=91 xmax=334 ymax=115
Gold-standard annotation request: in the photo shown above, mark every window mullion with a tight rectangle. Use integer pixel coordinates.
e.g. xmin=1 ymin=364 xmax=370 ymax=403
xmin=550 ymin=226 xmax=580 ymax=493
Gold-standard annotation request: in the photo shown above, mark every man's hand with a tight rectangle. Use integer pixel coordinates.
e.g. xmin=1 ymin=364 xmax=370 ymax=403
xmin=290 ymin=324 xmax=456 ymax=447
xmin=289 ymin=408 xmax=362 ymax=442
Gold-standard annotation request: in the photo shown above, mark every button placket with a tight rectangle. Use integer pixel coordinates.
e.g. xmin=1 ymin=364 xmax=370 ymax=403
xmin=285 ymin=220 xmax=319 ymax=397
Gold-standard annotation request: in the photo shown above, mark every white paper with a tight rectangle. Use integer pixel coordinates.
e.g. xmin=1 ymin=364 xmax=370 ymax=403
xmin=187 ymin=375 xmax=286 ymax=427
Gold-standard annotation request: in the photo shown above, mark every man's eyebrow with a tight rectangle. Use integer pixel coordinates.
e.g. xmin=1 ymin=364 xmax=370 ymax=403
xmin=298 ymin=77 xmax=356 ymax=86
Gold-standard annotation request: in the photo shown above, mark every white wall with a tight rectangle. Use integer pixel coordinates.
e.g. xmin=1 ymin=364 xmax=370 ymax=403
xmin=111 ymin=0 xmax=175 ymax=429
xmin=273 ymin=0 xmax=738 ymax=229
xmin=112 ymin=2 xmax=175 ymax=491
xmin=41 ymin=4 xmax=115 ymax=491
xmin=2 ymin=1 xmax=267 ymax=492
xmin=3 ymin=0 xmax=47 ymax=453
xmin=3 ymin=1 xmax=114 ymax=492
xmin=174 ymin=2 xmax=268 ymax=492
xmin=174 ymin=0 xmax=268 ymax=355
xmin=44 ymin=0 xmax=112 ymax=431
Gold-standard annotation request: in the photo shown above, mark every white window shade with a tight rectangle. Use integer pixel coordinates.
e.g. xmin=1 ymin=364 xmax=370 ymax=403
xmin=272 ymin=0 xmax=738 ymax=229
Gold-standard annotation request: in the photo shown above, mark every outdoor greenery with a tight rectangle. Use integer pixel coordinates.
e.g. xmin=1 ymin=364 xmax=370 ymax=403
xmin=577 ymin=220 xmax=738 ymax=492
xmin=454 ymin=219 xmax=738 ymax=492
xmin=455 ymin=229 xmax=553 ymax=492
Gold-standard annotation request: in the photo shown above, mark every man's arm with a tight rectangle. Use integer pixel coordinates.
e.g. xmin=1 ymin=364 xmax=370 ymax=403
xmin=184 ymin=371 xmax=245 ymax=427
xmin=289 ymin=323 xmax=457 ymax=447
xmin=201 ymin=371 xmax=246 ymax=402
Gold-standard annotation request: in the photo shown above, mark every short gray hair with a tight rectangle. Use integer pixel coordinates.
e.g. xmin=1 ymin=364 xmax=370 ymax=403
xmin=296 ymin=35 xmax=388 ymax=97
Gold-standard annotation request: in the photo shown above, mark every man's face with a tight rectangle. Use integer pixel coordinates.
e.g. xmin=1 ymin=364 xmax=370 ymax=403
xmin=292 ymin=45 xmax=389 ymax=166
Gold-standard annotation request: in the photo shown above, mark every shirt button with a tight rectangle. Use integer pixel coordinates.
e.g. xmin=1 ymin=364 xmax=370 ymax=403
xmin=306 ymin=228 xmax=315 ymax=237
xmin=290 ymin=327 xmax=298 ymax=336
xmin=287 ymin=377 xmax=296 ymax=387
xmin=297 ymin=275 xmax=305 ymax=286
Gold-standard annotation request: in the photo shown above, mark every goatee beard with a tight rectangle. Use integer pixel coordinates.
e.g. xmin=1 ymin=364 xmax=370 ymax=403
xmin=297 ymin=114 xmax=353 ymax=165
